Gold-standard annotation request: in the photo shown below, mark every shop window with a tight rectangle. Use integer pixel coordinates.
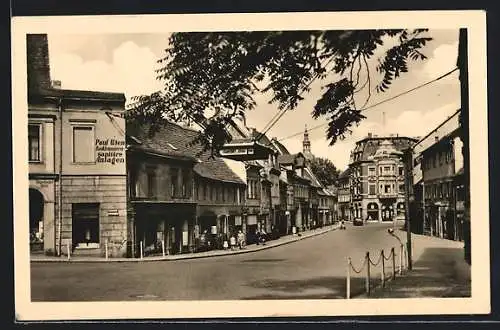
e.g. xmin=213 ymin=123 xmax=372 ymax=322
xmin=28 ymin=124 xmax=41 ymax=162
xmin=72 ymin=125 xmax=95 ymax=163
xmin=72 ymin=203 xmax=100 ymax=247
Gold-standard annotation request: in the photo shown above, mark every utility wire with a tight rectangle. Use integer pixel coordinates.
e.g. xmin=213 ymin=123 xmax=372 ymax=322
xmin=254 ymin=56 xmax=337 ymax=142
xmin=273 ymin=67 xmax=459 ymax=143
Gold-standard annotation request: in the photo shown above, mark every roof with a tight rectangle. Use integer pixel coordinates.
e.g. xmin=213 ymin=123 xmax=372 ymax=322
xmin=351 ymin=136 xmax=416 ymax=164
xmin=127 ymin=121 xmax=246 ymax=185
xmin=31 ymin=87 xmax=126 ymax=103
xmin=278 ymin=152 xmax=306 ymax=166
xmin=270 ymin=138 xmax=291 ymax=155
xmin=303 ymin=167 xmax=323 ymax=188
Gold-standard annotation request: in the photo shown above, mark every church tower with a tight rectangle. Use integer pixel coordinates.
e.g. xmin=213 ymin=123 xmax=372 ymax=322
xmin=303 ymin=124 xmax=312 ymax=157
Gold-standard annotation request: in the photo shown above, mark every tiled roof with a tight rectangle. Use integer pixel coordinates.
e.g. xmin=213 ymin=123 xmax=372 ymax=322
xmin=127 ymin=121 xmax=246 ymax=185
xmin=277 ymin=154 xmax=296 ymax=165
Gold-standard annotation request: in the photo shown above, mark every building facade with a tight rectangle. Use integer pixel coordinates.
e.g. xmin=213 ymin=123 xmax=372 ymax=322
xmin=126 ymin=121 xmax=247 ymax=257
xmin=347 ymin=134 xmax=417 ymax=224
xmin=28 ymin=34 xmax=128 ymax=257
xmin=411 ymin=109 xmax=464 ymax=241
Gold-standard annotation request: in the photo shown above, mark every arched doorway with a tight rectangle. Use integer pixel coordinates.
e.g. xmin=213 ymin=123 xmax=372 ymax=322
xmin=367 ymin=203 xmax=379 ymax=221
xmin=29 ymin=188 xmax=44 ymax=251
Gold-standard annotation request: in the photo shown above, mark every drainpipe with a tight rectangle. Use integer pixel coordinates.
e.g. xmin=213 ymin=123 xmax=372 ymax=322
xmin=57 ymin=97 xmax=63 ymax=256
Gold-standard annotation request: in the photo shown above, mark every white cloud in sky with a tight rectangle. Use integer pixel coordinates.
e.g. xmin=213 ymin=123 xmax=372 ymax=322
xmin=284 ymin=101 xmax=460 ymax=171
xmin=420 ymin=42 xmax=459 ymax=78
xmin=48 ymin=39 xmax=163 ymax=104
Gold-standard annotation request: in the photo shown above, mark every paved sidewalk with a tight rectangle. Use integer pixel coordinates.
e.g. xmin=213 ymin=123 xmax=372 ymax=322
xmin=31 ymin=224 xmax=339 ymax=263
xmin=358 ymin=230 xmax=471 ymax=298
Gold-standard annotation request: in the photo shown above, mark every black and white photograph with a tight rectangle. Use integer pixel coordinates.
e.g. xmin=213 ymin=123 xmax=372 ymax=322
xmin=12 ymin=10 xmax=489 ymax=320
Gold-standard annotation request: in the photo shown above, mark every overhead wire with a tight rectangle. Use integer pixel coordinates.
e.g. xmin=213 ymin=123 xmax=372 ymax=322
xmin=272 ymin=67 xmax=459 ymax=143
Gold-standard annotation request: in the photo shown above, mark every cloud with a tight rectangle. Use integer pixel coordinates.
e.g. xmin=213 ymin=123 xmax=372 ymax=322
xmin=48 ymin=40 xmax=163 ymax=105
xmin=420 ymin=42 xmax=459 ymax=78
xmin=280 ymin=101 xmax=459 ymax=171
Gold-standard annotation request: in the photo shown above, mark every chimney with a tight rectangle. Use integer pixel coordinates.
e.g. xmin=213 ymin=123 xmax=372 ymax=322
xmin=368 ymin=132 xmax=372 ymax=138
xmin=435 ymin=135 xmax=439 ymax=142
xmin=27 ymin=34 xmax=52 ymax=93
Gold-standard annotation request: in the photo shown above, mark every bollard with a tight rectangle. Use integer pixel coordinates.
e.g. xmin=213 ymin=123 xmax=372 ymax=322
xmin=399 ymin=244 xmax=404 ymax=275
xmin=346 ymin=257 xmax=351 ymax=299
xmin=140 ymin=241 xmax=143 ymax=260
xmin=365 ymin=252 xmax=371 ymax=295
xmin=162 ymin=240 xmax=165 ymax=257
xmin=381 ymin=249 xmax=386 ymax=287
xmin=391 ymin=247 xmax=396 ymax=280
xmin=67 ymin=243 xmax=71 ymax=260
xmin=105 ymin=241 xmax=109 ymax=260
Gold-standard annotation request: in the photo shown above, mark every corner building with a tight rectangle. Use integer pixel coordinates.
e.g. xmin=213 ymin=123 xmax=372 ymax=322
xmin=348 ymin=134 xmax=417 ymax=224
xmin=27 ymin=34 xmax=128 ymax=257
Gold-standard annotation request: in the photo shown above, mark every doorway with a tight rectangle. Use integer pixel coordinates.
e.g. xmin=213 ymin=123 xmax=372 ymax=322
xmin=29 ymin=189 xmax=44 ymax=251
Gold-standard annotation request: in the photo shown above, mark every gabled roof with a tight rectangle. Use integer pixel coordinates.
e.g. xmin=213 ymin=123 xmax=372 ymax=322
xmin=270 ymin=138 xmax=291 ymax=155
xmin=127 ymin=121 xmax=246 ymax=185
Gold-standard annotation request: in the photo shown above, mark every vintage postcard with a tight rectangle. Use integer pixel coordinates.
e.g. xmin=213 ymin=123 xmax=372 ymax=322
xmin=12 ymin=10 xmax=489 ymax=321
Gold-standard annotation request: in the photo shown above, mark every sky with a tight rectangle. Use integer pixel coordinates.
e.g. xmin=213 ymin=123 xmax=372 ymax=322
xmin=46 ymin=29 xmax=460 ymax=170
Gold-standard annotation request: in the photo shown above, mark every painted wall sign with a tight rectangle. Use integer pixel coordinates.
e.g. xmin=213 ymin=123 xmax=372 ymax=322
xmin=95 ymin=138 xmax=126 ymax=165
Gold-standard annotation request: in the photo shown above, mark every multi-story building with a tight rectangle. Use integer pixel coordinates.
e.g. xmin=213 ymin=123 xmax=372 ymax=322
xmin=126 ymin=120 xmax=247 ymax=256
xmin=412 ymin=110 xmax=464 ymax=241
xmin=337 ymin=168 xmax=351 ymax=222
xmin=347 ymin=134 xmax=417 ymax=224
xmin=28 ymin=34 xmax=128 ymax=257
xmin=224 ymin=119 xmax=281 ymax=242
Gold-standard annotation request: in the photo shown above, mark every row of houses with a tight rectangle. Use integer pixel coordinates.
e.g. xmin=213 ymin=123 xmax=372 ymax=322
xmin=27 ymin=34 xmax=337 ymax=258
xmin=337 ymin=108 xmax=466 ymax=242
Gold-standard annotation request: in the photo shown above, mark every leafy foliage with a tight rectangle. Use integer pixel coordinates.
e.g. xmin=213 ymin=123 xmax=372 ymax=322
xmin=309 ymin=157 xmax=341 ymax=187
xmin=127 ymin=29 xmax=431 ymax=154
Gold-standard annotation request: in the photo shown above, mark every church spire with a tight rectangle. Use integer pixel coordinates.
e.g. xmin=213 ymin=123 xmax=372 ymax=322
xmin=303 ymin=124 xmax=311 ymax=155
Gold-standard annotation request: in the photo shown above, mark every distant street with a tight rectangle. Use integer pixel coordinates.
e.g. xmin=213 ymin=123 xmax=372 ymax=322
xmin=31 ymin=223 xmax=406 ymax=301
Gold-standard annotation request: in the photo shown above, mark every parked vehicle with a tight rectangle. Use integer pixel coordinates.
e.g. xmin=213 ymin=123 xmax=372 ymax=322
xmin=353 ymin=218 xmax=364 ymax=226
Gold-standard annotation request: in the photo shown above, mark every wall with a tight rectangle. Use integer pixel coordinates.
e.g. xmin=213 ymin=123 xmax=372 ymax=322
xmin=60 ymin=106 xmax=126 ymax=176
xmin=56 ymin=175 xmax=128 ymax=257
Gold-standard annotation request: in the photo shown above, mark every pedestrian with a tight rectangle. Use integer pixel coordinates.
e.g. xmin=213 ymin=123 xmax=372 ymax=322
xmin=237 ymin=230 xmax=245 ymax=249
xmin=229 ymin=235 xmax=236 ymax=251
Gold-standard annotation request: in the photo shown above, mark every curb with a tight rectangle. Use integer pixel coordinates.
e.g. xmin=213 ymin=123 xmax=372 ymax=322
xmin=31 ymin=226 xmax=339 ymax=263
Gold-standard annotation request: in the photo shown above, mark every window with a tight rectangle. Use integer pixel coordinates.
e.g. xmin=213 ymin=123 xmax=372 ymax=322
xmin=399 ymin=184 xmax=405 ymax=193
xmin=398 ymin=167 xmax=404 ymax=176
xmin=28 ymin=124 xmax=41 ymax=162
xmin=204 ymin=183 xmax=209 ymax=200
xmin=384 ymin=185 xmax=391 ymax=193
xmin=368 ymin=167 xmax=375 ymax=175
xmin=73 ymin=126 xmax=95 ymax=163
xmin=182 ymin=169 xmax=190 ymax=197
xmin=170 ymin=168 xmax=179 ymax=197
xmin=369 ymin=184 xmax=376 ymax=195
xmin=146 ymin=166 xmax=156 ymax=198
xmin=72 ymin=203 xmax=100 ymax=246
xmin=384 ymin=166 xmax=391 ymax=172
xmin=439 ymin=152 xmax=444 ymax=165
xmin=129 ymin=167 xmax=139 ymax=198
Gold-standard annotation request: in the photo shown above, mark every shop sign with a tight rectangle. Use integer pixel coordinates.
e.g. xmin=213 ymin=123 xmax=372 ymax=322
xmin=96 ymin=138 xmax=126 ymax=165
